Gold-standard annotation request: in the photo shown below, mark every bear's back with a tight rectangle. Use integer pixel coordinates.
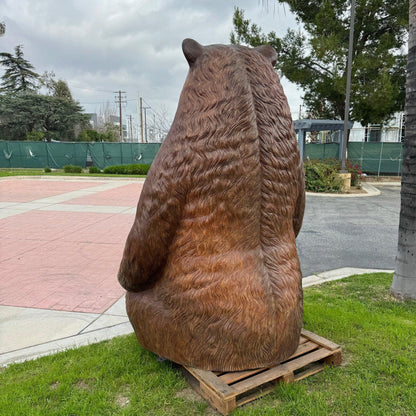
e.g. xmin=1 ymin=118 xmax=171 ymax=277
xmin=122 ymin=41 xmax=304 ymax=371
xmin=158 ymin=44 xmax=302 ymax=298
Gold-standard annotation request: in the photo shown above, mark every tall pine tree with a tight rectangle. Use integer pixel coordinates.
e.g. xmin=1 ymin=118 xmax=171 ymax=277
xmin=0 ymin=45 xmax=39 ymax=93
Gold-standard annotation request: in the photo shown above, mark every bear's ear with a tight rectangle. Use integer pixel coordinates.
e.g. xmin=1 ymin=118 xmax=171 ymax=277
xmin=182 ymin=38 xmax=204 ymax=67
xmin=254 ymin=45 xmax=277 ymax=67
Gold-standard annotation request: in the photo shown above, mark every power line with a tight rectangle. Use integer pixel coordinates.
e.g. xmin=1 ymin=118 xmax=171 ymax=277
xmin=70 ymin=83 xmax=114 ymax=93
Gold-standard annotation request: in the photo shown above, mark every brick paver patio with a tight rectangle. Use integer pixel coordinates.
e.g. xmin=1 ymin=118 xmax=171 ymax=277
xmin=0 ymin=177 xmax=144 ymax=314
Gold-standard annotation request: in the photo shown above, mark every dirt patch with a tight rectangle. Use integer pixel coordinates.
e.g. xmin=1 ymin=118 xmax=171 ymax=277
xmin=175 ymin=387 xmax=222 ymax=414
xmin=175 ymin=387 xmax=205 ymax=403
xmin=50 ymin=381 xmax=60 ymax=390
xmin=116 ymin=394 xmax=130 ymax=407
xmin=205 ymin=406 xmax=221 ymax=415
xmin=75 ymin=379 xmax=95 ymax=390
xmin=75 ymin=380 xmax=89 ymax=390
xmin=339 ymin=351 xmax=352 ymax=368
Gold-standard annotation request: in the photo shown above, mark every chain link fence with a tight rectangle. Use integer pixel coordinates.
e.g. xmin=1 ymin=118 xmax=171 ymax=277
xmin=305 ymin=141 xmax=402 ymax=175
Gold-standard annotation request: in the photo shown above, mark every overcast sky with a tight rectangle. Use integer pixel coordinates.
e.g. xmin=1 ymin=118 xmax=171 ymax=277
xmin=1 ymin=0 xmax=304 ymax=133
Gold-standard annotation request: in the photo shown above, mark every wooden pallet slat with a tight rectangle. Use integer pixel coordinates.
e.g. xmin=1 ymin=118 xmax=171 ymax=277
xmin=181 ymin=329 xmax=342 ymax=415
xmin=294 ymin=362 xmax=325 ymax=381
xmin=301 ymin=328 xmax=340 ymax=350
xmin=219 ymin=367 xmax=266 ymax=385
xmin=287 ymin=340 xmax=319 ymax=359
xmin=186 ymin=367 xmax=235 ymax=397
xmin=231 ymin=362 xmax=293 ymax=395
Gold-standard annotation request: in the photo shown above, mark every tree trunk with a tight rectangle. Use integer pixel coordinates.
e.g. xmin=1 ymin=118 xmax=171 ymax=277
xmin=391 ymin=0 xmax=416 ymax=300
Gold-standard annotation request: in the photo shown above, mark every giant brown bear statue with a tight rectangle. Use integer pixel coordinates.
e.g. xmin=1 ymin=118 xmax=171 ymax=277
xmin=118 ymin=38 xmax=305 ymax=372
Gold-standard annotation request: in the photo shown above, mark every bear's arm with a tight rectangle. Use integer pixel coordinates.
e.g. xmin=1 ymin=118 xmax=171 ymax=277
xmin=117 ymin=156 xmax=186 ymax=292
xmin=293 ymin=164 xmax=305 ymax=237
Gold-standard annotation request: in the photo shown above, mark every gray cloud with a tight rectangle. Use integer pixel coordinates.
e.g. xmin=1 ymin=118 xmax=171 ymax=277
xmin=1 ymin=0 xmax=303 ymax=126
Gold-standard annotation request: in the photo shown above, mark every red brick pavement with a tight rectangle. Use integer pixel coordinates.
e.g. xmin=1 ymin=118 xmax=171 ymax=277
xmin=0 ymin=177 xmax=142 ymax=313
xmin=0 ymin=179 xmax=101 ymax=202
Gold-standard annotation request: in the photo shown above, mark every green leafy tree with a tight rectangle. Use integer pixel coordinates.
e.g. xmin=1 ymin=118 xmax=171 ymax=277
xmin=101 ymin=122 xmax=119 ymax=142
xmin=231 ymin=1 xmax=408 ymax=125
xmin=0 ymin=22 xmax=5 ymax=36
xmin=391 ymin=0 xmax=416 ymax=300
xmin=0 ymin=45 xmax=39 ymax=93
xmin=78 ymin=129 xmax=101 ymax=142
xmin=53 ymin=79 xmax=73 ymax=101
xmin=39 ymin=71 xmax=73 ymax=101
xmin=0 ymin=93 xmax=89 ymax=141
xmin=77 ymin=128 xmax=118 ymax=142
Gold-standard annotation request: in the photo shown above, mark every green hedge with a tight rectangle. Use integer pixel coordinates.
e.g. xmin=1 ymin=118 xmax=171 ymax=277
xmin=88 ymin=166 xmax=101 ymax=174
xmin=102 ymin=163 xmax=150 ymax=175
xmin=63 ymin=165 xmax=83 ymax=173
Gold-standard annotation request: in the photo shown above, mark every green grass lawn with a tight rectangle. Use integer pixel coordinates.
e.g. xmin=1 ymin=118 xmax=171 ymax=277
xmin=0 ymin=168 xmax=146 ymax=178
xmin=1 ymin=272 xmax=415 ymax=415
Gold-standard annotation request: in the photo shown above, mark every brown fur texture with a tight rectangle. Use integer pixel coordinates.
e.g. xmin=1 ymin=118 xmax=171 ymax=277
xmin=118 ymin=39 xmax=305 ymax=371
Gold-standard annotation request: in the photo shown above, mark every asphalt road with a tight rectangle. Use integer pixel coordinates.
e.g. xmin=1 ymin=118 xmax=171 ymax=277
xmin=297 ymin=184 xmax=401 ymax=277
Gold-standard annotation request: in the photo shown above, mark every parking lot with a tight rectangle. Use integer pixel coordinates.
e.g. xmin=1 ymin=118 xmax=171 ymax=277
xmin=297 ymin=184 xmax=400 ymax=276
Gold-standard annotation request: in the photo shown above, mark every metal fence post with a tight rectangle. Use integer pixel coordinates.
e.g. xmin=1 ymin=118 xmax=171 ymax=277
xmin=397 ymin=143 xmax=403 ymax=176
xmin=377 ymin=142 xmax=384 ymax=176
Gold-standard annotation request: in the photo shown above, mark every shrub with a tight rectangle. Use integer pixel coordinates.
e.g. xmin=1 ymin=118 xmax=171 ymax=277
xmin=330 ymin=159 xmax=363 ymax=187
xmin=345 ymin=160 xmax=363 ymax=187
xmin=26 ymin=131 xmax=45 ymax=141
xmin=78 ymin=129 xmax=101 ymax=142
xmin=89 ymin=166 xmax=101 ymax=174
xmin=103 ymin=164 xmax=150 ymax=175
xmin=77 ymin=127 xmax=118 ymax=142
xmin=44 ymin=167 xmax=51 ymax=173
xmin=63 ymin=165 xmax=83 ymax=173
xmin=304 ymin=160 xmax=343 ymax=193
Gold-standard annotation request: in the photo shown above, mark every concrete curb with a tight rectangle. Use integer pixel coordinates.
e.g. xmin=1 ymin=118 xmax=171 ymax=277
xmin=364 ymin=181 xmax=401 ymax=186
xmin=302 ymin=267 xmax=394 ymax=288
xmin=306 ymin=182 xmax=381 ymax=197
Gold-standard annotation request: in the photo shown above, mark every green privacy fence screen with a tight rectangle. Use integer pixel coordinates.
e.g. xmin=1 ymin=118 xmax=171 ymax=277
xmin=0 ymin=141 xmax=402 ymax=175
xmin=348 ymin=142 xmax=403 ymax=176
xmin=304 ymin=142 xmax=340 ymax=160
xmin=304 ymin=142 xmax=402 ymax=175
xmin=0 ymin=141 xmax=162 ymax=170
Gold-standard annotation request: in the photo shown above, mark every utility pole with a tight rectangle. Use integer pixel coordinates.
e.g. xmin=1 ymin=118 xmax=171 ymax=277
xmin=128 ymin=115 xmax=133 ymax=142
xmin=153 ymin=113 xmax=156 ymax=142
xmin=139 ymin=97 xmax=144 ymax=143
xmin=143 ymin=106 xmax=150 ymax=143
xmin=114 ymin=90 xmax=126 ymax=142
xmin=341 ymin=0 xmax=356 ymax=172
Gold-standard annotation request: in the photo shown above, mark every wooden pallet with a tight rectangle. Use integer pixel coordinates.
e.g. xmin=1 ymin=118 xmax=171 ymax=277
xmin=181 ymin=329 xmax=342 ymax=415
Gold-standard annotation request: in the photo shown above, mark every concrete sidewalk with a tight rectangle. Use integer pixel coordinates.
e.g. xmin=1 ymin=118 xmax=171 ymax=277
xmin=0 ymin=177 xmax=395 ymax=367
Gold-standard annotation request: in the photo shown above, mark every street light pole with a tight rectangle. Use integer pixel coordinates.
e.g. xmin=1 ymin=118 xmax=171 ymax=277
xmin=341 ymin=0 xmax=356 ymax=172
